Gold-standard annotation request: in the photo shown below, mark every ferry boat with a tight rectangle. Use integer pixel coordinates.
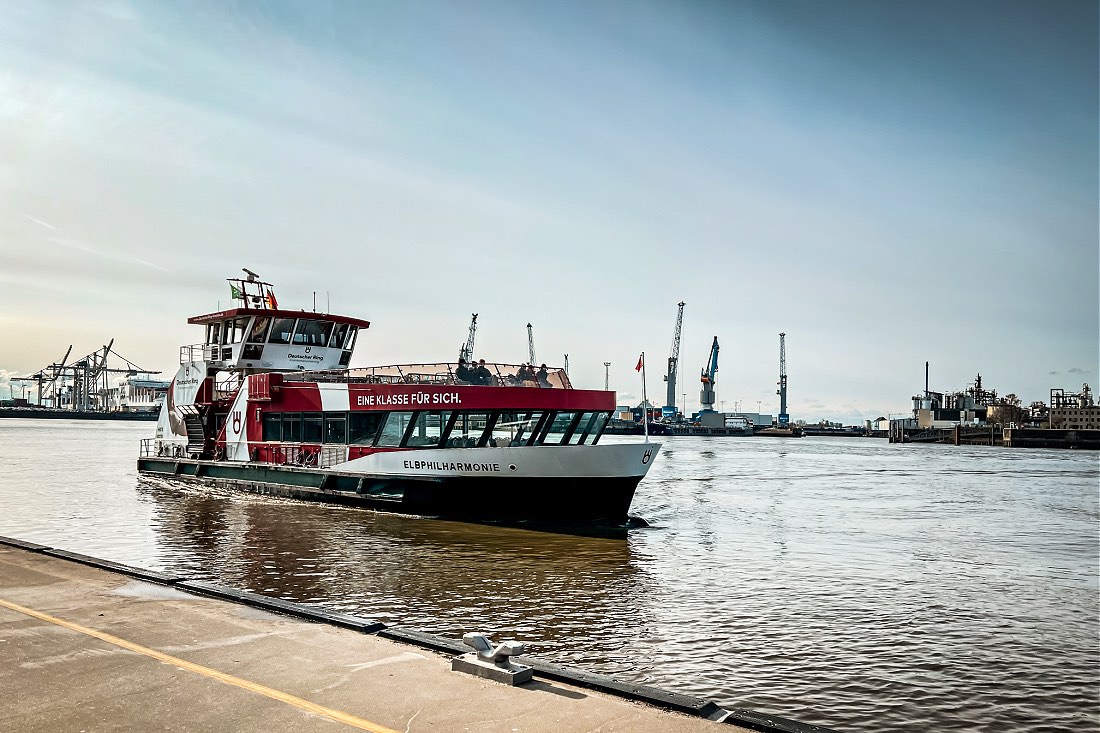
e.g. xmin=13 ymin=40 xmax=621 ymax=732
xmin=137 ymin=273 xmax=661 ymax=528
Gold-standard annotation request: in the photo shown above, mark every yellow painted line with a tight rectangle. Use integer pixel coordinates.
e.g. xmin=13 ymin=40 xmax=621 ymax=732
xmin=0 ymin=597 xmax=400 ymax=733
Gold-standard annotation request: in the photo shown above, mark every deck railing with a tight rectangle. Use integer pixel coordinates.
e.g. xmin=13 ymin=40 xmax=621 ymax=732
xmin=284 ymin=362 xmax=573 ymax=389
xmin=139 ymin=439 xmax=349 ymax=469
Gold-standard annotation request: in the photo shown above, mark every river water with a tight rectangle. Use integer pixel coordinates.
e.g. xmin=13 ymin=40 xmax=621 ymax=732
xmin=0 ymin=418 xmax=1096 ymax=732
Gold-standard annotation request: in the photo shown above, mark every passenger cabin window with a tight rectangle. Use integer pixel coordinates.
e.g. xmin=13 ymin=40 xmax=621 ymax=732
xmin=585 ymin=412 xmax=610 ymax=444
xmin=268 ymin=318 xmax=295 ymax=344
xmin=349 ymin=412 xmax=384 ymax=444
xmin=446 ymin=411 xmax=491 ymax=447
xmin=540 ymin=411 xmax=579 ymax=445
xmin=293 ymin=319 xmax=333 ymax=346
xmin=510 ymin=411 xmax=545 ymax=446
xmin=262 ymin=412 xmax=282 ymax=441
xmin=491 ymin=412 xmax=524 ymax=447
xmin=282 ymin=413 xmax=301 ymax=442
xmin=376 ymin=411 xmax=414 ymax=447
xmin=407 ymin=411 xmax=452 ymax=447
xmin=302 ymin=413 xmax=323 ymax=443
xmin=324 ymin=414 xmax=346 ymax=444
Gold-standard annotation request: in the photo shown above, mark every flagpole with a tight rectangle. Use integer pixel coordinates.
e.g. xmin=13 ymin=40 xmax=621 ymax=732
xmin=641 ymin=351 xmax=649 ymax=442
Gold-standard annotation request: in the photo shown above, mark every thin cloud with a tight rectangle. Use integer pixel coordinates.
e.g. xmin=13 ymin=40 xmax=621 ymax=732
xmin=21 ymin=213 xmax=58 ymax=231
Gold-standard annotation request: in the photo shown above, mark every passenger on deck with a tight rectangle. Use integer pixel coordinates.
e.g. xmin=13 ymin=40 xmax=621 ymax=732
xmin=473 ymin=359 xmax=494 ymax=386
xmin=536 ymin=364 xmax=551 ymax=388
xmin=516 ymin=364 xmax=534 ymax=384
xmin=455 ymin=358 xmax=474 ymax=384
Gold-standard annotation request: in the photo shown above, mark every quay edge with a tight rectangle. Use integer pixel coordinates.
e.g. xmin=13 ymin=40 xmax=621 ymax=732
xmin=0 ymin=535 xmax=838 ymax=733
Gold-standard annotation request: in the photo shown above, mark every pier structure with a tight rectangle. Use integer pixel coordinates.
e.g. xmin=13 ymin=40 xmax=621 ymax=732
xmin=0 ymin=537 xmax=832 ymax=733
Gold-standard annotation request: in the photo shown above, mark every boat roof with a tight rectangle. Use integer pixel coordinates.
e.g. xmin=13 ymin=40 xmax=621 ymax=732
xmin=187 ymin=307 xmax=371 ymax=329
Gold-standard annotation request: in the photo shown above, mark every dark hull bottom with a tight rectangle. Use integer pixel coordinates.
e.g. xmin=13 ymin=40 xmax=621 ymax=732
xmin=137 ymin=457 xmax=644 ymax=534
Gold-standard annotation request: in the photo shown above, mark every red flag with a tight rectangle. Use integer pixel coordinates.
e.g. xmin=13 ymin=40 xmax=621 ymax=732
xmin=635 ymin=354 xmax=643 ymax=372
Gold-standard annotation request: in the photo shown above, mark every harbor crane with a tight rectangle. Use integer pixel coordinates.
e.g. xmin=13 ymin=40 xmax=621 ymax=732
xmin=527 ymin=323 xmax=536 ymax=364
xmin=604 ymin=362 xmax=611 ymax=391
xmin=777 ymin=332 xmax=789 ymax=426
xmin=458 ymin=313 xmax=478 ymax=362
xmin=16 ymin=345 xmax=72 ymax=406
xmin=663 ymin=301 xmax=685 ymax=417
xmin=16 ymin=341 xmax=159 ymax=410
xmin=699 ymin=336 xmax=719 ymax=413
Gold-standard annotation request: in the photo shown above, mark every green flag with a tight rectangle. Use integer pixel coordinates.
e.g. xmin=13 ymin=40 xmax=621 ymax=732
xmin=230 ymin=284 xmax=243 ymax=299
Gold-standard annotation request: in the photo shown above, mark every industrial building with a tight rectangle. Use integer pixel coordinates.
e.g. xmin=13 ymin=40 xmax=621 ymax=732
xmin=1048 ymin=384 xmax=1098 ymax=429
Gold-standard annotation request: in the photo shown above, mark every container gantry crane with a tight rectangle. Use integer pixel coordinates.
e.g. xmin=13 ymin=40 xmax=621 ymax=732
xmin=699 ymin=336 xmax=719 ymax=413
xmin=663 ymin=301 xmax=685 ymax=418
xmin=777 ymin=332 xmax=789 ymax=426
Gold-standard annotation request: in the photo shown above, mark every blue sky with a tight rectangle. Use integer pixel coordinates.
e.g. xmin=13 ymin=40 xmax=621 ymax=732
xmin=1 ymin=1 xmax=1096 ymax=422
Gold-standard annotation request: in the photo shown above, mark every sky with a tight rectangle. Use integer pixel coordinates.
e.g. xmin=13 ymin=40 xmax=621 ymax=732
xmin=0 ymin=0 xmax=1096 ymax=423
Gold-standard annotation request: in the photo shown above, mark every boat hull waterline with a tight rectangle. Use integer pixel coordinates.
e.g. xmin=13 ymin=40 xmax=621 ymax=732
xmin=139 ymin=442 xmax=660 ymax=525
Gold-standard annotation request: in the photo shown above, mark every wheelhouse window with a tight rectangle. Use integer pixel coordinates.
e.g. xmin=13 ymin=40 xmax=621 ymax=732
xmin=349 ymin=412 xmax=384 ymax=444
xmin=445 ymin=411 xmax=491 ymax=447
xmin=376 ymin=411 xmax=414 ymax=447
xmin=224 ymin=317 xmax=249 ymax=344
xmin=345 ymin=326 xmax=359 ymax=351
xmin=302 ymin=412 xmax=323 ymax=443
xmin=329 ymin=323 xmax=350 ymax=349
xmin=247 ymin=317 xmax=271 ymax=343
xmin=292 ymin=319 xmax=333 ymax=346
xmin=207 ymin=322 xmax=222 ymax=345
xmin=268 ymin=318 xmax=295 ymax=344
xmin=539 ymin=411 xmax=579 ymax=445
xmin=406 ymin=411 xmax=452 ymax=447
xmin=324 ymin=414 xmax=346 ymax=444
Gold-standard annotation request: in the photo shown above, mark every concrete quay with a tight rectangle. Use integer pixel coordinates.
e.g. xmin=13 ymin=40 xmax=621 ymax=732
xmin=0 ymin=538 xmax=831 ymax=733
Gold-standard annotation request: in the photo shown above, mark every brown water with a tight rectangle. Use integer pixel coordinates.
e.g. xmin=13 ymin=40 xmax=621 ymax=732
xmin=1 ymin=418 xmax=1097 ymax=732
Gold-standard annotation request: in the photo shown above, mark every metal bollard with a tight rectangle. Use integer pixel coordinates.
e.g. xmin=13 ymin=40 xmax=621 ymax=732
xmin=451 ymin=632 xmax=533 ymax=685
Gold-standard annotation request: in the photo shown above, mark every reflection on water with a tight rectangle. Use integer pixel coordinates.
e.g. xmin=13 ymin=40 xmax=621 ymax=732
xmin=1 ymin=419 xmax=1097 ymax=733
xmin=136 ymin=477 xmax=655 ymax=666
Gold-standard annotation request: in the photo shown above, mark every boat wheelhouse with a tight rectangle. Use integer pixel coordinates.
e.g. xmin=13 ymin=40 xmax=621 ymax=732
xmin=138 ymin=273 xmax=661 ymax=527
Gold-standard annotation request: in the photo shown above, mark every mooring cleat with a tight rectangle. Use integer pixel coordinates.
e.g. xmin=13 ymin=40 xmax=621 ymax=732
xmin=452 ymin=632 xmax=533 ymax=685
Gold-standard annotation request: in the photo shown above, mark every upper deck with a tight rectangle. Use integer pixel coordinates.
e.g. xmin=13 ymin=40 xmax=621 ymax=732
xmin=284 ymin=362 xmax=572 ymax=390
